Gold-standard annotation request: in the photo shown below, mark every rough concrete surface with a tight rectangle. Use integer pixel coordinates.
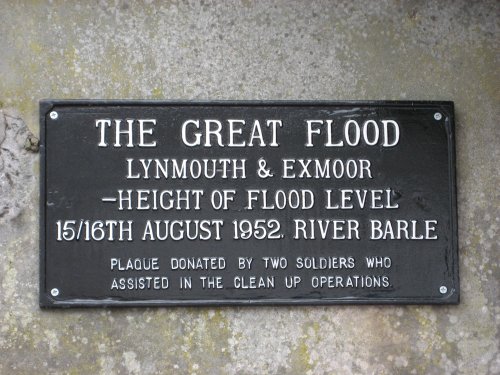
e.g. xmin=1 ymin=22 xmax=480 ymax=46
xmin=0 ymin=0 xmax=498 ymax=374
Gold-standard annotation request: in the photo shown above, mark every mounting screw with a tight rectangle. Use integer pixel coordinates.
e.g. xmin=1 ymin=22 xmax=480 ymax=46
xmin=439 ymin=286 xmax=448 ymax=294
xmin=434 ymin=112 xmax=442 ymax=121
xmin=50 ymin=288 xmax=60 ymax=297
xmin=49 ymin=111 xmax=58 ymax=120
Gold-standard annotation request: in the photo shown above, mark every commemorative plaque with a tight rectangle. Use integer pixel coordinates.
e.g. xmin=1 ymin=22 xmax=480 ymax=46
xmin=40 ymin=100 xmax=458 ymax=307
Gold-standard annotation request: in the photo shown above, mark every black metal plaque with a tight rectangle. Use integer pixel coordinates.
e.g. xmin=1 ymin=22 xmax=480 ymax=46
xmin=40 ymin=100 xmax=459 ymax=307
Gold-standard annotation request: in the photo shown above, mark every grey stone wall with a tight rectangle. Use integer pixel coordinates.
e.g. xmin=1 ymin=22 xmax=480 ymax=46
xmin=0 ymin=0 xmax=498 ymax=374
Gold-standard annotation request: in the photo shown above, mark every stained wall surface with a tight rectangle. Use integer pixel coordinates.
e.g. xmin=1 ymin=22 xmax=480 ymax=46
xmin=0 ymin=1 xmax=498 ymax=374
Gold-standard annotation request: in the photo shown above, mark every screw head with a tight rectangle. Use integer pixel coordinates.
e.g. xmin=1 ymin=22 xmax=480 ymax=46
xmin=434 ymin=112 xmax=442 ymax=121
xmin=50 ymin=288 xmax=60 ymax=297
xmin=49 ymin=111 xmax=58 ymax=120
xmin=439 ymin=286 xmax=448 ymax=294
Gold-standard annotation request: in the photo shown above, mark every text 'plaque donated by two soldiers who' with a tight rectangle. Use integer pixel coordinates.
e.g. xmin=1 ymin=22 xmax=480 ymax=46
xmin=40 ymin=101 xmax=459 ymax=307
